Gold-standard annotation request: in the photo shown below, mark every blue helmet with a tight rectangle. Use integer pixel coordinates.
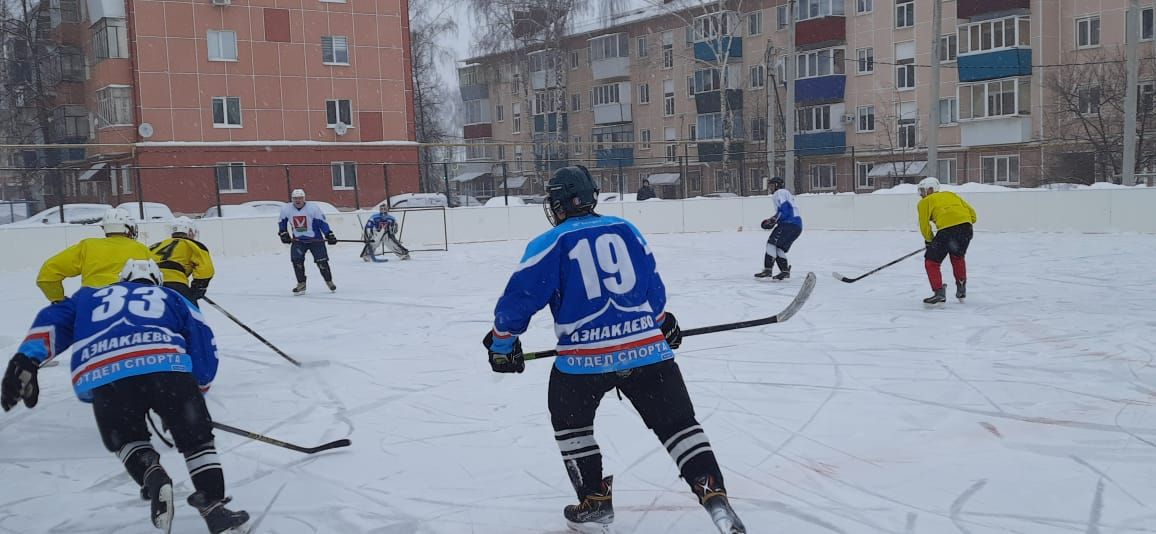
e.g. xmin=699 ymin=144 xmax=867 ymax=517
xmin=545 ymin=165 xmax=599 ymax=226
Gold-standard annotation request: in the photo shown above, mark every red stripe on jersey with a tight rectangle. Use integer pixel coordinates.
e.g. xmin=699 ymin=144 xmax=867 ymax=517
xmin=558 ymin=334 xmax=667 ymax=356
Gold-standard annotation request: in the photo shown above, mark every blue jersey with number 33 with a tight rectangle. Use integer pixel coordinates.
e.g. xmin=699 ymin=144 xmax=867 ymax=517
xmin=16 ymin=282 xmax=219 ymax=402
xmin=493 ymin=214 xmax=674 ymax=374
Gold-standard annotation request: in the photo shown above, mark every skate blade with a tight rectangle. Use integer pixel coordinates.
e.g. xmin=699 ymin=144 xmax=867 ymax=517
xmin=220 ymin=523 xmax=251 ymax=534
xmin=152 ymin=484 xmax=174 ymax=534
xmin=566 ymin=520 xmax=613 ymax=534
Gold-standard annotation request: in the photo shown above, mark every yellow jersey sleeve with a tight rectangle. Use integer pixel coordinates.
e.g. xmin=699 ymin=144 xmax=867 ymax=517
xmin=916 ymin=197 xmax=934 ymax=242
xmin=190 ymin=241 xmax=215 ymax=282
xmin=36 ymin=241 xmax=86 ymax=302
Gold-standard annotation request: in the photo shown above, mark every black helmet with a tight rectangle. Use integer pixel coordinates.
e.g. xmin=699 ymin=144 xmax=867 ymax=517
xmin=544 ymin=165 xmax=599 ymax=226
xmin=769 ymin=176 xmax=786 ymax=190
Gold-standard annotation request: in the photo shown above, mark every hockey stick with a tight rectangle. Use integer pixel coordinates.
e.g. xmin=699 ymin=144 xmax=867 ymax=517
xmin=201 ymin=296 xmax=303 ymax=368
xmin=212 ymin=422 xmax=351 ymax=454
xmin=523 ymin=272 xmax=817 ymax=361
xmin=832 ymin=249 xmax=924 ymax=284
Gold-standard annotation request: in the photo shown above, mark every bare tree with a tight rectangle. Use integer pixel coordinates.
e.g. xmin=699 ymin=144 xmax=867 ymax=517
xmin=1045 ymin=47 xmax=1156 ymax=184
xmin=409 ymin=0 xmax=458 ymax=192
xmin=0 ymin=0 xmax=58 ymax=203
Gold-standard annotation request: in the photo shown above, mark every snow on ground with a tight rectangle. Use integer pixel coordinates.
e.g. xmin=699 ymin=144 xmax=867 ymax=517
xmin=2 ymin=229 xmax=1156 ymax=533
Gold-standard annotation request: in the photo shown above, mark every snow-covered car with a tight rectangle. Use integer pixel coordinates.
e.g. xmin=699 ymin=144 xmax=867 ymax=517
xmin=201 ymin=205 xmax=270 ymax=218
xmin=2 ymin=203 xmax=113 ymax=227
xmin=116 ymin=201 xmax=175 ymax=222
xmin=379 ymin=193 xmax=482 ymax=209
xmin=702 ymin=192 xmax=740 ymax=198
xmin=242 ymin=200 xmax=340 ymax=214
xmin=484 ymin=196 xmax=527 ymax=207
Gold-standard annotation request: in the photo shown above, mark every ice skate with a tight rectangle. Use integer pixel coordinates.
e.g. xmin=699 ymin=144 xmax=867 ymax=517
xmin=955 ymin=280 xmax=966 ymax=300
xmin=564 ymin=476 xmax=614 ymax=533
xmin=144 ymin=466 xmax=174 ymax=534
xmin=692 ymin=475 xmax=746 ymax=534
xmin=400 ymin=253 xmax=411 ymax=261
xmin=772 ymin=258 xmax=791 ymax=281
xmin=754 ymin=269 xmax=774 ymax=278
xmin=292 ymin=282 xmax=306 ymax=295
xmin=923 ymin=287 xmax=947 ymax=305
xmin=772 ymin=266 xmax=791 ymax=281
xmin=325 ymin=280 xmax=336 ymax=292
xmin=187 ymin=492 xmax=250 ymax=534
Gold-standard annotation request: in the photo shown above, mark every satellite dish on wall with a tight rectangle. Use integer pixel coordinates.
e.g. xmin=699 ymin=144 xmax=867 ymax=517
xmin=138 ymin=123 xmax=155 ymax=138
xmin=334 ymin=122 xmax=349 ymax=136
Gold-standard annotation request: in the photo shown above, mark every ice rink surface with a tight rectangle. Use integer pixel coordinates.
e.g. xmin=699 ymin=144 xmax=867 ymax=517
xmin=2 ymin=229 xmax=1156 ymax=534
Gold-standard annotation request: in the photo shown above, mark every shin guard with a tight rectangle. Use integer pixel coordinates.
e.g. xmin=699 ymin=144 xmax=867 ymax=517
xmin=925 ymin=259 xmax=944 ymax=290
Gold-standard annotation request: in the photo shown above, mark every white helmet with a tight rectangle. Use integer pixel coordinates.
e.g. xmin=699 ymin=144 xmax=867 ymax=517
xmin=291 ymin=189 xmax=306 ymax=199
xmin=171 ymin=216 xmax=197 ymax=239
xmin=101 ymin=208 xmax=138 ymax=238
xmin=918 ymin=177 xmax=941 ymax=197
xmin=119 ymin=259 xmax=163 ymax=286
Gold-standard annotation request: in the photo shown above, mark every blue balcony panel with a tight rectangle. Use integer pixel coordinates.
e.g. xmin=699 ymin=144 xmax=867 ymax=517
xmin=958 ymin=48 xmax=1032 ymax=83
xmin=693 ymin=37 xmax=743 ymax=62
xmin=795 ymin=75 xmax=846 ymax=106
xmin=595 ymin=147 xmax=635 ymax=168
xmin=795 ymin=131 xmax=847 ymax=157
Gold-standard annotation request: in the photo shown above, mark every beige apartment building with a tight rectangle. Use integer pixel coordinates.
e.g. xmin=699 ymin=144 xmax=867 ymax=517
xmin=456 ymin=0 xmax=1154 ymax=198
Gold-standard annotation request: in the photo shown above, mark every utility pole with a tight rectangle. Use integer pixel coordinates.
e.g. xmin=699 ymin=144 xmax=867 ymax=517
xmin=928 ymin=0 xmax=942 ymax=181
xmin=766 ymin=42 xmax=776 ymax=189
xmin=785 ymin=0 xmax=796 ymax=189
xmin=1123 ymin=0 xmax=1140 ymax=185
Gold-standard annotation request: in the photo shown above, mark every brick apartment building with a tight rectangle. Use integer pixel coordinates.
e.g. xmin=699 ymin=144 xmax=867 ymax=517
xmin=2 ymin=0 xmax=419 ymax=214
xmin=456 ymin=0 xmax=1155 ymax=198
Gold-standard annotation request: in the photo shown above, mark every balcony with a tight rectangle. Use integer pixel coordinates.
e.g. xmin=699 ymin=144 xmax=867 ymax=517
xmin=960 ymin=116 xmax=1032 ymax=147
xmin=796 ymin=16 xmax=846 ymax=51
xmin=592 ymin=56 xmax=630 ymax=81
xmin=533 ymin=112 xmax=567 ymax=134
xmin=531 ymin=71 xmax=561 ymax=91
xmin=694 ymin=37 xmax=743 ymax=62
xmin=795 ymin=75 xmax=846 ymax=106
xmin=958 ymin=49 xmax=1032 ymax=83
xmin=697 ymin=142 xmax=745 ymax=163
xmin=958 ymin=0 xmax=1029 ymax=19
xmin=459 ymin=83 xmax=488 ymax=102
xmin=594 ymin=103 xmax=632 ymax=125
xmin=694 ymin=90 xmax=743 ymax=114
xmin=794 ymin=131 xmax=846 ymax=157
xmin=595 ymin=147 xmax=635 ymax=168
xmin=463 ymin=123 xmax=492 ymax=140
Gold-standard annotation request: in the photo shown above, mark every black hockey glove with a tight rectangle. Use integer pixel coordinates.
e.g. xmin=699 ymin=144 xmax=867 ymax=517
xmin=483 ymin=331 xmax=525 ymax=373
xmin=1 ymin=353 xmax=40 ymax=412
xmin=279 ymin=231 xmax=292 ymax=244
xmin=190 ymin=278 xmax=210 ymax=300
xmin=325 ymin=232 xmax=338 ymax=245
xmin=660 ymin=313 xmax=682 ymax=350
xmin=761 ymin=216 xmax=778 ymax=230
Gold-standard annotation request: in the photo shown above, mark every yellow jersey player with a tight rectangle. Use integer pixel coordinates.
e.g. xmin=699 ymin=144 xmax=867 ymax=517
xmin=916 ymin=177 xmax=977 ymax=305
xmin=150 ymin=216 xmax=215 ymax=305
xmin=36 ymin=208 xmax=152 ymax=303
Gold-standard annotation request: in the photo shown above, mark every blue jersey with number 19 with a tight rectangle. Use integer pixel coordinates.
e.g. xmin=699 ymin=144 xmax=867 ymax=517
xmin=15 ymin=282 xmax=219 ymax=402
xmin=493 ymin=214 xmax=674 ymax=374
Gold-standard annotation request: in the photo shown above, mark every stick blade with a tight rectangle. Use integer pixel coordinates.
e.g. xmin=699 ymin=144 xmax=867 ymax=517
xmin=307 ymin=438 xmax=352 ymax=454
xmin=832 ymin=272 xmax=855 ymax=283
xmin=775 ymin=271 xmax=817 ymax=323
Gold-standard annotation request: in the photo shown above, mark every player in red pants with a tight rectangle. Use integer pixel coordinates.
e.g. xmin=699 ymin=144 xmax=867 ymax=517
xmin=916 ymin=177 xmax=977 ymax=304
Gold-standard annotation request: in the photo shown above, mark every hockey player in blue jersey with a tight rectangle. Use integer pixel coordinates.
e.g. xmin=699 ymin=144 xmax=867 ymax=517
xmin=1 ymin=259 xmax=250 ymax=534
xmin=755 ymin=176 xmax=804 ymax=280
xmin=278 ymin=188 xmax=338 ymax=294
xmin=482 ymin=166 xmax=746 ymax=534
xmin=361 ymin=204 xmax=410 ymax=261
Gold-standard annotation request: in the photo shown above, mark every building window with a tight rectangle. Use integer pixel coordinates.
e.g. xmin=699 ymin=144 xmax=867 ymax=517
xmin=749 ymin=64 xmax=766 ymax=89
xmin=662 ymin=31 xmax=674 ymax=69
xmin=810 ymin=164 xmax=836 ymax=190
xmin=937 ymin=158 xmax=957 ymax=184
xmin=958 ymin=78 xmax=1031 ymax=120
xmin=939 ymin=97 xmax=958 ymax=125
xmin=797 ymin=104 xmax=831 ymax=133
xmin=573 ymin=136 xmax=583 ymax=155
xmin=697 ymin=111 xmax=744 ymax=140
xmin=60 ymin=0 xmax=81 ymax=22
xmin=693 ymin=68 xmax=723 ymax=94
xmin=325 ymin=99 xmax=352 ymax=127
xmin=896 ymin=63 xmax=916 ymax=89
xmin=322 ymin=36 xmax=350 ymax=64
xmin=751 ymin=116 xmax=767 ymax=141
xmin=856 ymin=0 xmax=872 ymax=15
xmin=982 ymin=155 xmax=1019 ymax=184
xmin=1140 ymin=81 xmax=1156 ymax=111
xmin=511 ymin=74 xmax=522 ymax=94
xmin=1143 ymin=7 xmax=1155 ymax=41
xmin=898 ymin=119 xmax=917 ymax=148
xmin=796 ymin=0 xmax=844 ymax=22
xmin=215 ymin=163 xmax=247 ymax=193
xmin=464 ymin=99 xmax=489 ymax=124
xmin=207 ymin=30 xmax=238 ymax=61
xmin=796 ymin=47 xmax=846 ymax=79
xmin=939 ymin=34 xmax=957 ymax=63
xmin=92 ymin=18 xmax=129 ymax=61
xmin=593 ymin=84 xmax=621 ymax=106
xmin=589 ymin=33 xmax=629 ymax=61
xmin=640 ymin=129 xmax=651 ymax=149
xmin=1078 ymin=85 xmax=1101 ymax=114
xmin=639 ymin=83 xmax=651 ymax=104
xmin=958 ymin=15 xmax=1031 ymax=55
xmin=856 ymin=162 xmax=874 ymax=189
xmin=533 ymin=90 xmax=562 ymax=115
xmin=96 ymin=86 xmax=132 ymax=127
xmin=693 ymin=11 xmax=738 ymax=41
xmin=54 ymin=105 xmax=89 ymax=139
xmin=496 ymin=104 xmax=504 ymax=122
xmin=688 ymin=123 xmax=697 ymax=140
xmin=748 ymin=11 xmax=762 ymax=36
xmin=512 ymin=103 xmax=522 ymax=133
xmin=688 ymin=171 xmax=701 ymax=191
xmin=465 ymin=139 xmax=492 ymax=160
xmin=856 ymin=47 xmax=874 ymax=74
xmin=637 ymin=36 xmax=648 ymax=57
xmin=750 ymin=167 xmax=767 ymax=191
xmin=857 ymin=105 xmax=875 ymax=132
xmin=331 ymin=162 xmax=357 ymax=189
xmin=571 ymin=93 xmax=581 ymax=111
xmin=592 ymin=124 xmax=634 ymax=152
xmin=212 ymin=96 xmax=241 ymax=128
xmin=665 ymin=144 xmax=677 ymax=162
xmin=57 ymin=48 xmax=86 ymax=81
xmin=1077 ymin=15 xmax=1101 ymax=49
xmin=528 ymin=50 xmax=556 ymax=73
xmin=460 ymin=66 xmax=482 ymax=86
xmin=895 ymin=0 xmax=914 ymax=29
xmin=777 ymin=5 xmax=789 ymax=29
xmin=663 ymin=79 xmax=675 ymax=116
xmin=570 ymin=50 xmax=580 ymax=70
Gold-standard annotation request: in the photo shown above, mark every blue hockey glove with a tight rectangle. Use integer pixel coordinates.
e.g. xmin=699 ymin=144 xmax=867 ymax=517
xmin=483 ymin=330 xmax=524 ymax=373
xmin=659 ymin=313 xmax=682 ymax=350
xmin=1 ymin=353 xmax=39 ymax=411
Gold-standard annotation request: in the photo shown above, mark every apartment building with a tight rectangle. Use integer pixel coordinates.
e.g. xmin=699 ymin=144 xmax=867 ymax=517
xmin=457 ymin=0 xmax=1152 ymax=197
xmin=3 ymin=0 xmax=419 ymax=214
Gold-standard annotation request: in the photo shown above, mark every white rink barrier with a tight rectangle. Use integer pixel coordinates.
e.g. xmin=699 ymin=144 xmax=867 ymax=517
xmin=1 ymin=188 xmax=1153 ymax=273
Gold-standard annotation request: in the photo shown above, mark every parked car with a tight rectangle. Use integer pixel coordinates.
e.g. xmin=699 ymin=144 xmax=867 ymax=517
xmin=380 ymin=193 xmax=482 ymax=209
xmin=484 ymin=196 xmax=526 ymax=207
xmin=116 ymin=201 xmax=175 ymax=221
xmin=702 ymin=192 xmax=740 ymax=198
xmin=201 ymin=205 xmax=270 ymax=218
xmin=242 ymin=199 xmax=340 ymax=214
xmin=3 ymin=203 xmax=113 ymax=227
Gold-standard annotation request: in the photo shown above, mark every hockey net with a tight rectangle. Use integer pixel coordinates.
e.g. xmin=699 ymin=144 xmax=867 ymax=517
xmin=393 ymin=206 xmax=449 ymax=252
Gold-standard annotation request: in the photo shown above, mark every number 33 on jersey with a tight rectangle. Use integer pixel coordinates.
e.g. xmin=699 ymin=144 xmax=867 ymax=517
xmin=493 ymin=215 xmax=673 ymax=374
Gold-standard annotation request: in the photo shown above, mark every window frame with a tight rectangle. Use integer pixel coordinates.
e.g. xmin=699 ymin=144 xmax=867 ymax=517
xmin=749 ymin=64 xmax=766 ymax=89
xmin=856 ymin=0 xmax=873 ymax=15
xmin=639 ymin=83 xmax=651 ymax=104
xmin=637 ymin=36 xmax=649 ymax=57
xmin=856 ymin=162 xmax=874 ymax=189
xmin=589 ymin=33 xmax=630 ymax=62
xmin=639 ymin=128 xmax=652 ymax=150
xmin=1076 ymin=15 xmax=1101 ymax=49
xmin=796 ymin=47 xmax=847 ymax=79
xmin=981 ymin=154 xmax=1020 ymax=184
xmin=211 ymin=96 xmax=242 ymax=128
xmin=895 ymin=0 xmax=914 ymax=29
xmin=321 ymin=35 xmax=350 ymax=65
xmin=939 ymin=34 xmax=958 ymax=63
xmin=330 ymin=161 xmax=357 ymax=190
xmin=215 ymin=162 xmax=247 ymax=193
xmin=796 ymin=104 xmax=832 ymax=133
xmin=958 ymin=15 xmax=1031 ymax=56
xmin=796 ymin=0 xmax=845 ymax=23
xmin=856 ymin=104 xmax=875 ymax=132
xmin=92 ymin=18 xmax=129 ymax=62
xmin=957 ymin=77 xmax=1031 ymax=121
xmin=748 ymin=10 xmax=763 ymax=36
xmin=938 ymin=97 xmax=959 ymax=125
xmin=810 ymin=164 xmax=837 ymax=191
xmin=937 ymin=158 xmax=958 ymax=184
xmin=325 ymin=98 xmax=353 ymax=128
xmin=207 ymin=30 xmax=238 ymax=62
xmin=96 ymin=85 xmax=133 ymax=127
xmin=856 ymin=47 xmax=874 ymax=74
xmin=592 ymin=83 xmax=622 ymax=106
